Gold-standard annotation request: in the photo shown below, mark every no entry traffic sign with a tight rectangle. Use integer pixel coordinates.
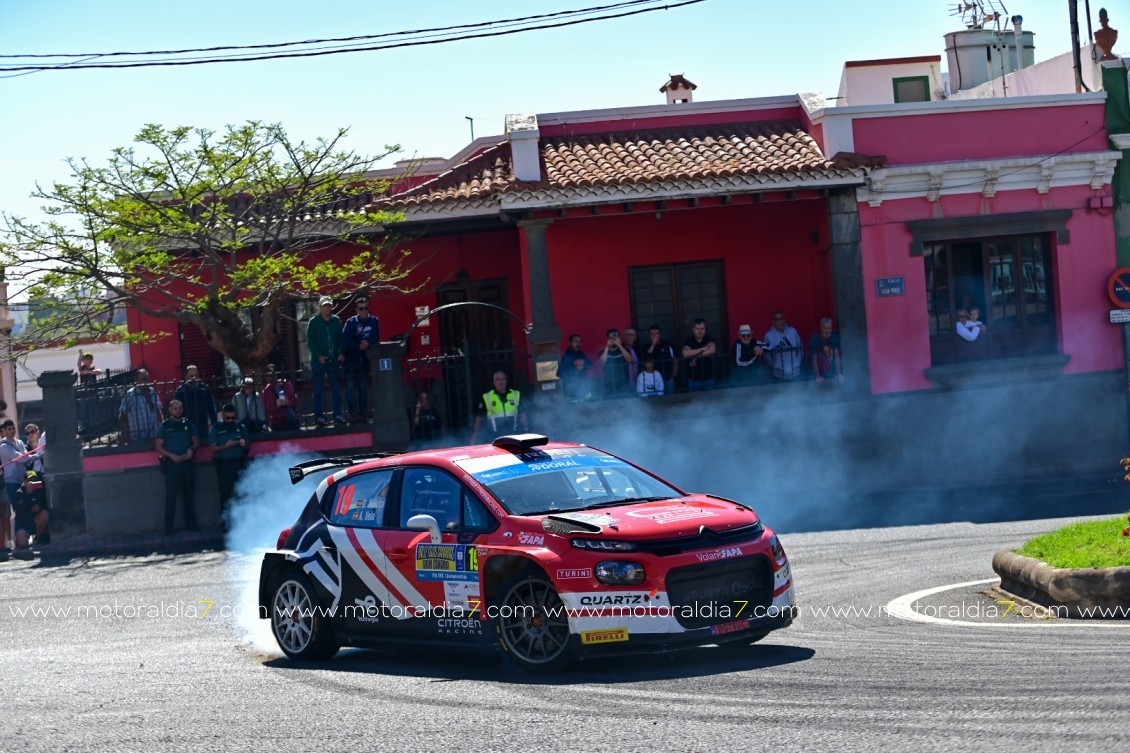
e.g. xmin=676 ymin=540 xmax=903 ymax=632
xmin=1109 ymin=267 xmax=1130 ymax=308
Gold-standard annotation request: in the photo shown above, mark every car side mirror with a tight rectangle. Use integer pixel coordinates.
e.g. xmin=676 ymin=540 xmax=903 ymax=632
xmin=406 ymin=514 xmax=441 ymax=543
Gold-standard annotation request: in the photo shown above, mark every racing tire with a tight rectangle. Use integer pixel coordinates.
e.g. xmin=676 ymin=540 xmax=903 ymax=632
xmin=495 ymin=570 xmax=574 ymax=673
xmin=269 ymin=568 xmax=340 ymax=661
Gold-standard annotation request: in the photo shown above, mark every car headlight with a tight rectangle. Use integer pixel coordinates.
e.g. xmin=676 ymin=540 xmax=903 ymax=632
xmin=595 ymin=561 xmax=645 ymax=585
xmin=571 ymin=538 xmax=638 ymax=552
xmin=769 ymin=534 xmax=785 ymax=560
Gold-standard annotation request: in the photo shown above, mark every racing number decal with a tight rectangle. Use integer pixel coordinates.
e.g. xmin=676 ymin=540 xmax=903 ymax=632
xmin=335 ymin=484 xmax=356 ymax=518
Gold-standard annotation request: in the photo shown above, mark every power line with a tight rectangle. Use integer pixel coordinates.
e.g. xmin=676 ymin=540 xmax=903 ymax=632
xmin=0 ymin=0 xmax=659 ymax=59
xmin=0 ymin=0 xmax=705 ymax=73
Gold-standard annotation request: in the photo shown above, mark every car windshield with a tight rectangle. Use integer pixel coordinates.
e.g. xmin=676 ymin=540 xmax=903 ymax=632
xmin=454 ymin=447 xmax=681 ymax=516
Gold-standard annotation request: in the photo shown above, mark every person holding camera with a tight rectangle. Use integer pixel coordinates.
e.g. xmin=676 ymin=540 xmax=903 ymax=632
xmin=599 ymin=328 xmax=634 ymax=397
xmin=210 ymin=403 xmax=250 ymax=530
xmin=263 ymin=366 xmax=300 ymax=431
xmin=558 ymin=334 xmax=595 ymax=401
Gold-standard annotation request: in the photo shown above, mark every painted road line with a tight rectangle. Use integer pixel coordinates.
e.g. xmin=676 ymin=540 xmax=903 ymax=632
xmin=885 ymin=578 xmax=1130 ymax=628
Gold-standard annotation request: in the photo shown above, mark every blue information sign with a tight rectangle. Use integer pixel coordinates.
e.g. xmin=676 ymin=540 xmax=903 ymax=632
xmin=875 ymin=276 xmax=905 ymax=297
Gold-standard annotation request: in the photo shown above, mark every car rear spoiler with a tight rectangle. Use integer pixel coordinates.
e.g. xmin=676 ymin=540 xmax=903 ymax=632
xmin=287 ymin=453 xmax=400 ymax=485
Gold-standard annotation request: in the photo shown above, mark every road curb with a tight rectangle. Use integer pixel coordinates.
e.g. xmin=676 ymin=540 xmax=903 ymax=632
xmin=25 ymin=530 xmax=227 ymax=559
xmin=991 ymin=550 xmax=1130 ymax=617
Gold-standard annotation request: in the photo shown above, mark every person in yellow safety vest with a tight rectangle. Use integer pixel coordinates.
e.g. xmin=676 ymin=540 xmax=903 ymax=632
xmin=470 ymin=371 xmax=528 ymax=443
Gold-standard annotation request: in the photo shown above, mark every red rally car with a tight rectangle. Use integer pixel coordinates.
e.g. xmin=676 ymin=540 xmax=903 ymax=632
xmin=259 ymin=434 xmax=795 ymax=671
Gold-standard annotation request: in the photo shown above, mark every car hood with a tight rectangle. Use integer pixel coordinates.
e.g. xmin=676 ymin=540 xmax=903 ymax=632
xmin=537 ymin=495 xmax=758 ymax=539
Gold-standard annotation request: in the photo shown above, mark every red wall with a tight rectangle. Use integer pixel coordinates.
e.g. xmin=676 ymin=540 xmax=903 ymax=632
xmin=129 ymin=228 xmax=525 ymax=374
xmin=546 ymin=199 xmax=834 ymax=355
xmin=853 ymin=104 xmax=1108 ymax=165
xmin=860 ymin=184 xmax=1120 ymax=393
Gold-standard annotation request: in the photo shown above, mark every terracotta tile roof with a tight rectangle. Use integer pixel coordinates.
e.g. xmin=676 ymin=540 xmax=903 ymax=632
xmin=378 ymin=121 xmax=850 ymax=210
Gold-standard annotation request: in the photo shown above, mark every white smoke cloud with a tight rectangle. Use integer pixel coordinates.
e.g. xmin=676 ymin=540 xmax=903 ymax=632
xmin=223 ymin=445 xmax=320 ymax=655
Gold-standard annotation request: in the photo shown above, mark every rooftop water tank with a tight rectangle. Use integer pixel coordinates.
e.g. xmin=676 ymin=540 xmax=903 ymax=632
xmin=945 ymin=28 xmax=1035 ymax=92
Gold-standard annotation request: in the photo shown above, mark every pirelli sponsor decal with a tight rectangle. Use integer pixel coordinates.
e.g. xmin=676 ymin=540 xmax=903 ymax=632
xmin=580 ymin=627 xmax=629 ymax=645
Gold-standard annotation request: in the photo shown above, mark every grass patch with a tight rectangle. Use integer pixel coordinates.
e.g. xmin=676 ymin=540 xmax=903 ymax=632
xmin=1016 ymin=515 xmax=1130 ymax=568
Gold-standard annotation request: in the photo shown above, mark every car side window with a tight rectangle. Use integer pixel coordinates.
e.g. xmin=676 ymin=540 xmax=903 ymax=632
xmin=399 ymin=468 xmax=469 ymax=530
xmin=328 ymin=470 xmax=394 ymax=528
xmin=462 ymin=489 xmax=493 ymax=531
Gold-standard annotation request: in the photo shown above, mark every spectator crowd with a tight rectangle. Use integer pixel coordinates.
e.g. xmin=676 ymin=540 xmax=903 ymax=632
xmin=557 ymin=312 xmax=846 ymax=400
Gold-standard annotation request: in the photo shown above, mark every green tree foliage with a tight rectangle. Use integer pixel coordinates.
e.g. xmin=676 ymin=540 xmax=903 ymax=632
xmin=1 ymin=121 xmax=411 ymax=373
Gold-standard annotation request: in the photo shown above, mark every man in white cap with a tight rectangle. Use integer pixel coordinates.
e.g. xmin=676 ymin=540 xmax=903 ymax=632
xmin=731 ymin=324 xmax=767 ymax=385
xmin=306 ymin=296 xmax=345 ymax=425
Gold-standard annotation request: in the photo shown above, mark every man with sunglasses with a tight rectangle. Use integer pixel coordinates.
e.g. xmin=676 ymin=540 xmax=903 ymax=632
xmin=209 ymin=403 xmax=250 ymax=530
xmin=342 ymin=295 xmax=380 ymax=424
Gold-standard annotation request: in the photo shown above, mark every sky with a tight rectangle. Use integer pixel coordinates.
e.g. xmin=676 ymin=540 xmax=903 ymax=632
xmin=0 ymin=0 xmax=1089 ymax=220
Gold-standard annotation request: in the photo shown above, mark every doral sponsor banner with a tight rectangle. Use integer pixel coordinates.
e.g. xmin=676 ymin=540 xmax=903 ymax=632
xmin=416 ymin=543 xmax=479 ymax=582
xmin=581 ymin=627 xmax=629 ymax=645
xmin=456 ymin=446 xmax=629 ymax=483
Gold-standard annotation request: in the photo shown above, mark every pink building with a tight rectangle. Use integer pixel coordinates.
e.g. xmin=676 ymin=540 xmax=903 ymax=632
xmin=127 ymin=31 xmax=1122 ymax=401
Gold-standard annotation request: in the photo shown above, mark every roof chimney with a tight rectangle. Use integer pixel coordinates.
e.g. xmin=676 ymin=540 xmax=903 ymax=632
xmin=505 ymin=113 xmax=541 ymax=183
xmin=660 ymin=74 xmax=696 ymax=105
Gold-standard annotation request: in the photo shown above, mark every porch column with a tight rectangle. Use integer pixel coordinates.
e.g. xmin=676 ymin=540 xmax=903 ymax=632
xmin=518 ymin=218 xmax=564 ymax=392
xmin=36 ymin=369 xmax=87 ymax=532
xmin=370 ymin=341 xmax=411 ymax=451
xmin=828 ymin=188 xmax=872 ymax=393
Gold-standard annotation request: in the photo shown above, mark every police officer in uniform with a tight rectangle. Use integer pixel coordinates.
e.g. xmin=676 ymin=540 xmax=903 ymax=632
xmin=209 ymin=402 xmax=250 ymax=530
xmin=156 ymin=399 xmax=199 ymax=535
xmin=470 ymin=371 xmax=528 ymax=443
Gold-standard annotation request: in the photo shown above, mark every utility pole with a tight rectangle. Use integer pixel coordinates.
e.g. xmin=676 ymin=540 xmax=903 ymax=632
xmin=465 ymin=116 xmax=475 ymax=141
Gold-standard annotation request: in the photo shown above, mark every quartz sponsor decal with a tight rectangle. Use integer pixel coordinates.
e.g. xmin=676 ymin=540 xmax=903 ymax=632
xmin=696 ymin=546 xmax=742 ymax=562
xmin=625 ymin=508 xmax=718 ymax=525
xmin=578 ymin=593 xmax=648 ymax=606
xmin=581 ymin=627 xmax=629 ymax=645
xmin=518 ymin=531 xmax=545 ymax=546
xmin=556 ymin=568 xmax=593 ymax=580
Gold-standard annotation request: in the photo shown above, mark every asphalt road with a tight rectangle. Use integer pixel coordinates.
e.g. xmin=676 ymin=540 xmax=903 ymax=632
xmin=2 ymin=515 xmax=1128 ymax=753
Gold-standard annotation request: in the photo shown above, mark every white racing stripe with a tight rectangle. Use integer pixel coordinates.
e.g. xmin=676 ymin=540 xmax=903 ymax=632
xmin=885 ymin=578 xmax=1130 ymax=628
xmin=330 ymin=527 xmax=406 ymax=618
